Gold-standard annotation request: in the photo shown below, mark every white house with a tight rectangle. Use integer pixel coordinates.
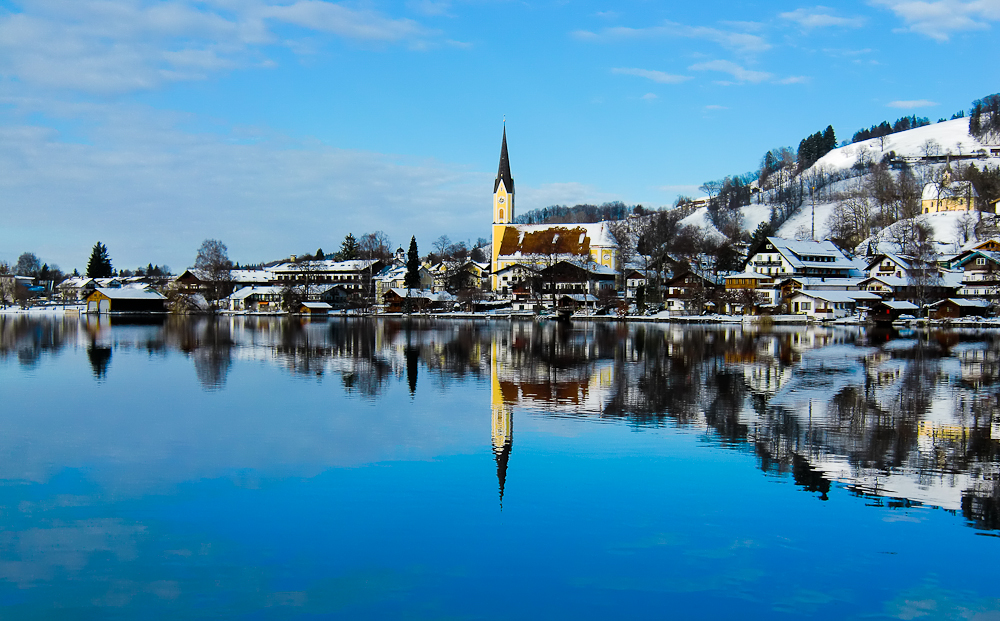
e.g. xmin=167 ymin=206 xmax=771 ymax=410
xmin=787 ymin=290 xmax=880 ymax=319
xmin=746 ymin=237 xmax=862 ymax=279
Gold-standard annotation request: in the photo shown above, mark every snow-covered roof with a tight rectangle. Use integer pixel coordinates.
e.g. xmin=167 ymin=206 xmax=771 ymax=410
xmin=495 ymin=222 xmax=617 ymax=259
xmin=387 ymin=288 xmax=454 ymax=302
xmin=866 ymin=253 xmax=913 ymax=271
xmin=860 ymin=275 xmax=909 ymax=288
xmin=92 ymin=287 xmax=165 ymax=300
xmin=880 ymin=300 xmax=920 ymax=310
xmin=725 ymin=271 xmax=772 ymax=280
xmin=57 ymin=277 xmax=95 ymax=289
xmin=764 ymin=237 xmax=856 ymax=272
xmin=790 ymin=289 xmax=880 ymax=303
xmin=953 ymin=250 xmax=1000 ymax=268
xmin=273 ymin=259 xmax=378 ymax=273
xmin=930 ymin=298 xmax=991 ymax=308
xmin=783 ymin=276 xmax=865 ymax=289
xmin=300 ymin=302 xmax=332 ymax=310
xmin=229 ymin=285 xmax=282 ymax=300
xmin=921 ymin=180 xmax=978 ymax=201
xmin=230 ymin=269 xmax=272 ymax=283
xmin=558 ymin=293 xmax=599 ymax=302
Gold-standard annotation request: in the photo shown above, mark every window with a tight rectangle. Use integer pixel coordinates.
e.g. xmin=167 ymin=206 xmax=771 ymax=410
xmin=801 ymin=302 xmax=811 ymax=310
xmin=977 ymin=257 xmax=987 ymax=266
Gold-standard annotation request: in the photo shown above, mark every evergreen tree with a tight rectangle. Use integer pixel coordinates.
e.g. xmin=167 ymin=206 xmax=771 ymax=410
xmin=339 ymin=234 xmax=358 ymax=261
xmin=823 ymin=125 xmax=836 ymax=153
xmin=315 ymin=248 xmax=324 ymax=260
xmin=86 ymin=242 xmax=113 ymax=278
xmin=404 ymin=236 xmax=420 ymax=290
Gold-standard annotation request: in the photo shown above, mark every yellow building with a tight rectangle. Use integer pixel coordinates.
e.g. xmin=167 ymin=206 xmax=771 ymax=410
xmin=489 ymin=126 xmax=618 ymax=290
xmin=922 ymin=179 xmax=979 ymax=214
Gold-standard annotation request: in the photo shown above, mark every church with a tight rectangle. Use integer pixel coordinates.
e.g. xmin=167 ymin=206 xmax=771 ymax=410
xmin=489 ymin=127 xmax=619 ymax=291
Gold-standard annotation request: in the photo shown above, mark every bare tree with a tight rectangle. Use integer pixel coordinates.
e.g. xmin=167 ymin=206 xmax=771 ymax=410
xmin=907 ymin=225 xmax=941 ymax=313
xmin=828 ymin=185 xmax=875 ymax=250
xmin=358 ymin=231 xmax=392 ymax=261
xmin=955 ymin=211 xmax=977 ymax=247
xmin=699 ymin=180 xmax=723 ymax=200
xmin=194 ymin=239 xmax=233 ymax=308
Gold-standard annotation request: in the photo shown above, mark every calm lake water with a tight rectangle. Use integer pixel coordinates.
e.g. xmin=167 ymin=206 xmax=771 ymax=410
xmin=2 ymin=315 xmax=999 ymax=619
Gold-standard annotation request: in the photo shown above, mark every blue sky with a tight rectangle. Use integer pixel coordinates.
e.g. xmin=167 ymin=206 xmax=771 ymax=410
xmin=0 ymin=0 xmax=998 ymax=272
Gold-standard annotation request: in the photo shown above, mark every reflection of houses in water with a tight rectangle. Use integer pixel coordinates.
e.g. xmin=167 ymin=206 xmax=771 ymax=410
xmin=746 ymin=333 xmax=1000 ymax=525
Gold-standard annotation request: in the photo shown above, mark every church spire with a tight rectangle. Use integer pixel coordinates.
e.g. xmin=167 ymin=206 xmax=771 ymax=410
xmin=495 ymin=125 xmax=514 ymax=194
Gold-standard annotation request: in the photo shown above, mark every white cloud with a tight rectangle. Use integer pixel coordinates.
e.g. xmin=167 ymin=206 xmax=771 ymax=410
xmin=0 ymin=102 xmax=490 ymax=271
xmin=776 ymin=75 xmax=810 ymax=84
xmin=872 ymin=0 xmax=1000 ymax=40
xmin=573 ymin=20 xmax=771 ymax=53
xmin=611 ymin=67 xmax=691 ymax=84
xmin=780 ymin=6 xmax=866 ymax=29
xmin=688 ymin=60 xmax=773 ymax=83
xmin=704 ymin=104 xmax=727 ymax=110
xmin=887 ymin=99 xmax=939 ymax=108
xmin=0 ymin=0 xmax=436 ymax=94
xmin=263 ymin=2 xmax=431 ymax=42
xmin=641 ymin=93 xmax=658 ymax=100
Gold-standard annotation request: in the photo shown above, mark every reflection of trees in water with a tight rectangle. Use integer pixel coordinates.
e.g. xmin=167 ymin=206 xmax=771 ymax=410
xmin=164 ymin=317 xmax=234 ymax=390
xmin=0 ymin=315 xmax=78 ymax=368
xmin=87 ymin=345 xmax=112 ymax=379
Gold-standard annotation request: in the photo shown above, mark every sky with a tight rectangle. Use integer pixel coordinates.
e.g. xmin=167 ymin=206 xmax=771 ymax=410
xmin=0 ymin=0 xmax=998 ymax=273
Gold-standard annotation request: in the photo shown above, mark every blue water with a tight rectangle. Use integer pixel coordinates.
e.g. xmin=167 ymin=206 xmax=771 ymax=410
xmin=1 ymin=315 xmax=998 ymax=619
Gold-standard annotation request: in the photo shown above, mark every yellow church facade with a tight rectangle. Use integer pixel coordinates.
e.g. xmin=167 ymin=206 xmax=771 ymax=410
xmin=489 ymin=127 xmax=619 ymax=291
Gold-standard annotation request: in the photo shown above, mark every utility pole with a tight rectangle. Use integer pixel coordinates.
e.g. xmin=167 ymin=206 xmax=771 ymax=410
xmin=811 ymin=185 xmax=816 ymax=241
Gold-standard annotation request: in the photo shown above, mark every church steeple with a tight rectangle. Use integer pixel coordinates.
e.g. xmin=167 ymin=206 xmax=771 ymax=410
xmin=495 ymin=125 xmax=514 ymax=194
xmin=493 ymin=125 xmax=514 ymax=226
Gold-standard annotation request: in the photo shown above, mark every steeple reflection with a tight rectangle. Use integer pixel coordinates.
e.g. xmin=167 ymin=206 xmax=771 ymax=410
xmin=491 ymin=337 xmax=513 ymax=507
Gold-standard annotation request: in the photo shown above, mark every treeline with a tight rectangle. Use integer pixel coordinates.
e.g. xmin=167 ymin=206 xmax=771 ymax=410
xmin=851 ymin=115 xmax=930 ymax=144
xmin=797 ymin=126 xmax=837 ymax=170
xmin=514 ymin=201 xmax=647 ymax=225
xmin=970 ymin=93 xmax=1000 ymax=141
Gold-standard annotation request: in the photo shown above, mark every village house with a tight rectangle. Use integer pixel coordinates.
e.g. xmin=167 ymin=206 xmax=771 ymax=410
xmin=865 ymin=253 xmax=912 ymax=279
xmin=745 ymin=237 xmax=862 ymax=280
xmin=869 ymin=299 xmax=920 ymax=322
xmin=724 ymin=271 xmax=778 ymax=311
xmin=951 ymin=250 xmax=1000 ymax=299
xmin=663 ymin=271 xmax=722 ymax=315
xmin=928 ymin=298 xmax=991 ymax=320
xmin=228 ymin=285 xmax=283 ymax=312
xmin=56 ymin=276 xmax=100 ymax=301
xmin=381 ymin=289 xmax=455 ymax=313
xmin=296 ymin=301 xmax=332 ymax=316
xmin=624 ymin=269 xmax=646 ymax=302
xmin=786 ymin=290 xmax=880 ymax=320
xmin=921 ymin=177 xmax=980 ymax=214
xmin=373 ymin=264 xmax=435 ymax=302
xmin=85 ymin=287 xmax=167 ymax=313
xmin=272 ymin=259 xmax=384 ymax=300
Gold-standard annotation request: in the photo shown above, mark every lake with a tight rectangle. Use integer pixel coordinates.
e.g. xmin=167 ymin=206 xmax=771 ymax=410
xmin=1 ymin=314 xmax=998 ymax=619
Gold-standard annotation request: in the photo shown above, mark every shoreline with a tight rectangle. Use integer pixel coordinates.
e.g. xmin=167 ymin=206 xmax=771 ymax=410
xmin=3 ymin=305 xmax=999 ymax=329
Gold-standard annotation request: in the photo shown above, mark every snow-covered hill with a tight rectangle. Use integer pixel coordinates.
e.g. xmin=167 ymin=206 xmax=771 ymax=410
xmin=812 ymin=118 xmax=996 ymax=173
xmin=676 ymin=117 xmax=999 ymax=250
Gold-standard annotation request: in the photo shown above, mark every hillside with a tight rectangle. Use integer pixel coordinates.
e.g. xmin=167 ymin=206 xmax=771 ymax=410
xmin=677 ymin=116 xmax=1000 ymax=253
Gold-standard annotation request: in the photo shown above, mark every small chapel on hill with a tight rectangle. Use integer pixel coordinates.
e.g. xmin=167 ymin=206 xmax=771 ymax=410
xmin=488 ymin=127 xmax=619 ymax=291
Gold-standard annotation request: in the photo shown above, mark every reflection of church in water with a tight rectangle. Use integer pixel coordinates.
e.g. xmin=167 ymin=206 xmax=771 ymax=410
xmin=487 ymin=324 xmax=617 ymax=506
xmin=491 ymin=338 xmax=513 ymax=506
